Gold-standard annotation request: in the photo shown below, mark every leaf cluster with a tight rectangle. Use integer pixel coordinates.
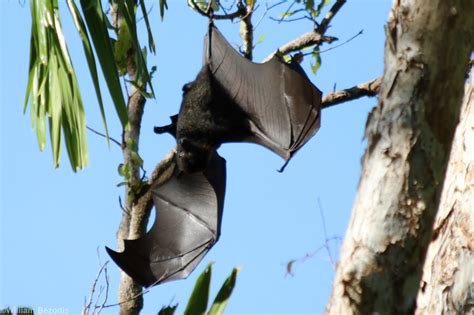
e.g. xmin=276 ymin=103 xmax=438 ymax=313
xmin=25 ymin=0 xmax=164 ymax=170
xmin=25 ymin=0 xmax=89 ymax=171
xmin=159 ymin=264 xmax=239 ymax=315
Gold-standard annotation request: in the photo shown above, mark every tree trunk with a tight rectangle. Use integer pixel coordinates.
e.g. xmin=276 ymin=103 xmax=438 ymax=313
xmin=109 ymin=3 xmax=147 ymax=314
xmin=415 ymin=69 xmax=473 ymax=315
xmin=326 ymin=0 xmax=473 ymax=314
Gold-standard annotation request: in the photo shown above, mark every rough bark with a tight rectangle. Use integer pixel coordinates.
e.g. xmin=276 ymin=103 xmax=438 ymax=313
xmin=415 ymin=69 xmax=474 ymax=314
xmin=326 ymin=0 xmax=474 ymax=314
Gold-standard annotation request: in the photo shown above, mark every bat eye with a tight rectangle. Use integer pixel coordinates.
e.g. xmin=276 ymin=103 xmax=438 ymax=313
xmin=179 ymin=138 xmax=194 ymax=151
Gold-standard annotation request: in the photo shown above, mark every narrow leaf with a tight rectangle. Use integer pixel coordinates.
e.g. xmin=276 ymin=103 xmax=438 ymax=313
xmin=159 ymin=0 xmax=168 ymax=20
xmin=116 ymin=0 xmax=155 ymax=98
xmin=254 ymin=33 xmax=265 ymax=48
xmin=67 ymin=0 xmax=110 ymax=143
xmin=208 ymin=268 xmax=239 ymax=315
xmin=184 ymin=263 xmax=212 ymax=315
xmin=80 ymin=0 xmax=129 ymax=128
xmin=311 ymin=51 xmax=321 ymax=74
xmin=25 ymin=0 xmax=88 ymax=170
xmin=158 ymin=304 xmax=178 ymax=315
xmin=139 ymin=0 xmax=155 ymax=52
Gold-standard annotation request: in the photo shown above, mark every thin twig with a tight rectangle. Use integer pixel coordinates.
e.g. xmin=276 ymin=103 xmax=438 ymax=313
xmin=122 ymin=76 xmax=129 ymax=98
xmin=102 ymin=284 xmax=155 ymax=308
xmin=86 ymin=126 xmax=122 ymax=147
xmin=220 ymin=0 xmax=238 ymax=12
xmin=136 ymin=4 xmax=153 ymax=23
xmin=318 ymin=199 xmax=337 ymax=268
xmin=118 ymin=196 xmax=131 ymax=216
xmin=277 ymin=0 xmax=297 ymax=23
xmin=94 ymin=286 xmax=105 ymax=313
xmin=83 ymin=262 xmax=109 ymax=315
xmin=264 ymin=0 xmax=346 ymax=61
xmin=284 ymin=236 xmax=342 ymax=277
xmin=322 ymin=77 xmax=382 ymax=109
xmin=254 ymin=0 xmax=286 ymax=30
xmin=270 ymin=14 xmax=312 ymax=23
xmin=190 ymin=0 xmax=245 ymax=20
xmin=263 ymin=32 xmax=337 ymax=61
xmin=95 ymin=266 xmax=109 ymax=315
xmin=305 ymin=29 xmax=363 ymax=56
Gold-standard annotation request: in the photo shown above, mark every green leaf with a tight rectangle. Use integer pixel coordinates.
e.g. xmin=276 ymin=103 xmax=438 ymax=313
xmin=118 ymin=163 xmax=126 ymax=176
xmin=159 ymin=0 xmax=168 ymax=20
xmin=184 ymin=263 xmax=212 ymax=315
xmin=158 ymin=304 xmax=178 ymax=315
xmin=310 ymin=51 xmax=321 ymax=74
xmin=80 ymin=0 xmax=129 ymax=129
xmin=25 ymin=0 xmax=88 ymax=170
xmin=282 ymin=54 xmax=293 ymax=63
xmin=305 ymin=0 xmax=314 ymax=12
xmin=130 ymin=150 xmax=143 ymax=168
xmin=114 ymin=22 xmax=133 ymax=75
xmin=280 ymin=10 xmax=296 ymax=18
xmin=139 ymin=0 xmax=156 ymax=52
xmin=115 ymin=0 xmax=155 ymax=97
xmin=254 ymin=34 xmax=265 ymax=48
xmin=208 ymin=268 xmax=239 ymax=315
xmin=312 ymin=0 xmax=331 ymax=18
xmin=66 ymin=0 xmax=109 ymax=144
xmin=118 ymin=162 xmax=131 ymax=180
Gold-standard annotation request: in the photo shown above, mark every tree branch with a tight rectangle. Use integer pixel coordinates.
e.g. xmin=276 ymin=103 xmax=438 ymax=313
xmin=322 ymin=77 xmax=382 ymax=109
xmin=240 ymin=9 xmax=254 ymax=60
xmin=189 ymin=0 xmax=246 ymax=20
xmin=326 ymin=0 xmax=474 ymax=312
xmin=109 ymin=2 xmax=147 ymax=314
xmin=86 ymin=126 xmax=122 ymax=147
xmin=316 ymin=0 xmax=346 ymax=34
xmin=263 ymin=0 xmax=346 ymax=61
xmin=264 ymin=32 xmax=337 ymax=61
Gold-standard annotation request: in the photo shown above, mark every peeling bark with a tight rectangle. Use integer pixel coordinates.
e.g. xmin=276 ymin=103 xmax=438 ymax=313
xmin=326 ymin=0 xmax=474 ymax=314
xmin=415 ymin=70 xmax=474 ymax=315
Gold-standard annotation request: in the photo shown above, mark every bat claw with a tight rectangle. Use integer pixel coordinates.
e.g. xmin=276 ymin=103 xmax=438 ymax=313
xmin=277 ymin=160 xmax=290 ymax=173
xmin=154 ymin=124 xmax=177 ymax=138
xmin=154 ymin=115 xmax=178 ymax=137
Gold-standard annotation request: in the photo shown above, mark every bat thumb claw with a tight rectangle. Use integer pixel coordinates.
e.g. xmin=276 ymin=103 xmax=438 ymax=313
xmin=277 ymin=160 xmax=290 ymax=173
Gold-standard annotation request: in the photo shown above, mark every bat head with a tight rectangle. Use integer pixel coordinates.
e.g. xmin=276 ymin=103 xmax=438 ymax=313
xmin=176 ymin=138 xmax=214 ymax=173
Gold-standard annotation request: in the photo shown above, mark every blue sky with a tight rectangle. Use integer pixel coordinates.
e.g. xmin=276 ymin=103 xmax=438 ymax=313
xmin=1 ymin=1 xmax=391 ymax=314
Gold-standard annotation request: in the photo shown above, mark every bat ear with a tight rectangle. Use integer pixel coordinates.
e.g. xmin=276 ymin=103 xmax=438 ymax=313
xmin=182 ymin=82 xmax=193 ymax=94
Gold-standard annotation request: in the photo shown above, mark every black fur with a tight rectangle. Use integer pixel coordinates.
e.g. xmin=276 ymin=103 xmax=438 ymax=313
xmin=161 ymin=66 xmax=250 ymax=173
